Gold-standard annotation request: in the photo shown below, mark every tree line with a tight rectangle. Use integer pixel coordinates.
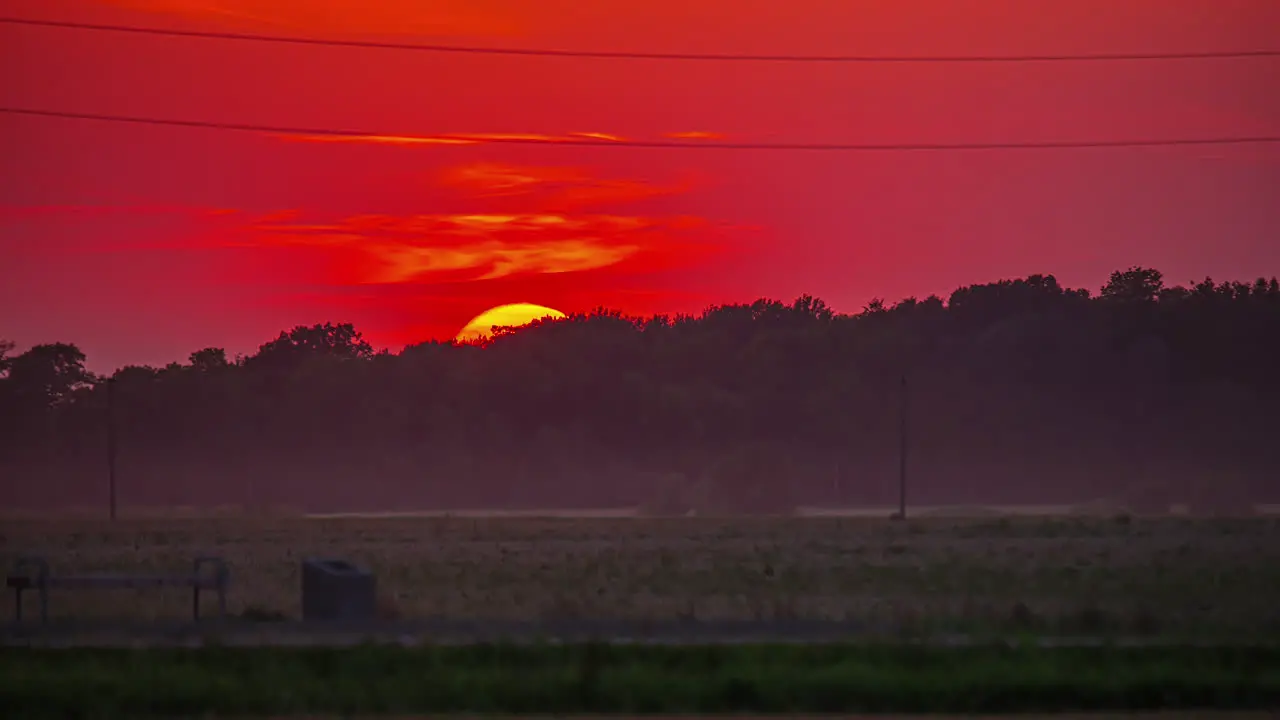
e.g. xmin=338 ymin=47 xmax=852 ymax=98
xmin=2 ymin=266 xmax=1278 ymax=514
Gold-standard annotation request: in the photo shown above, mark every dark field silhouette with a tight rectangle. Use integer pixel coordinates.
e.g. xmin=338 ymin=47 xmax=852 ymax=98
xmin=2 ymin=266 xmax=1277 ymax=514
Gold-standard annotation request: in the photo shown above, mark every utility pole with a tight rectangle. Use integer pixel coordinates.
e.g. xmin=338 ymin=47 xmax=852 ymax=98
xmin=897 ymin=374 xmax=908 ymax=520
xmin=106 ymin=377 xmax=117 ymax=521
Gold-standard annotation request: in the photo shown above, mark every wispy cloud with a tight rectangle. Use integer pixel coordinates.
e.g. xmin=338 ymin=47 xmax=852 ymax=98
xmin=438 ymin=162 xmax=692 ymax=209
xmin=0 ymin=161 xmax=729 ymax=291
xmin=663 ymin=131 xmax=725 ymax=140
xmin=231 ymin=161 xmax=724 ymax=287
xmin=274 ymin=130 xmax=727 ymax=149
xmin=246 ymin=213 xmax=649 ymax=283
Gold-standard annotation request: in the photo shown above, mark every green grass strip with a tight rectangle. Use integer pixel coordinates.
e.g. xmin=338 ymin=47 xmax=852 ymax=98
xmin=2 ymin=643 xmax=1278 ymax=717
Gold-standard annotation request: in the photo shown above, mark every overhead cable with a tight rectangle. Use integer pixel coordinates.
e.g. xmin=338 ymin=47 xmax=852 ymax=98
xmin=4 ymin=17 xmax=1279 ymax=63
xmin=4 ymin=106 xmax=1277 ymax=151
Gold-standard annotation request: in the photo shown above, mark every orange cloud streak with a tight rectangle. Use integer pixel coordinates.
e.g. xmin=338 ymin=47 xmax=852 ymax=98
xmin=229 ymin=161 xmax=722 ymax=288
xmin=438 ymin=162 xmax=695 ymax=211
xmin=376 ymin=238 xmax=638 ymax=283
xmin=249 ymin=213 xmax=646 ymax=283
xmin=663 ymin=131 xmax=725 ymax=140
xmin=274 ymin=131 xmax=729 ymax=149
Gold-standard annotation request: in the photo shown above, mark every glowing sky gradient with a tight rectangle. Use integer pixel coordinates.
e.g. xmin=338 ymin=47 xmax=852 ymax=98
xmin=2 ymin=0 xmax=1278 ymax=371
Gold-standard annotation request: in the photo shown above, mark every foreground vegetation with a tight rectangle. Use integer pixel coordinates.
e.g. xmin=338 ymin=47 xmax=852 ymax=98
xmin=3 ymin=644 xmax=1278 ymax=717
xmin=3 ymin=515 xmax=1278 ymax=637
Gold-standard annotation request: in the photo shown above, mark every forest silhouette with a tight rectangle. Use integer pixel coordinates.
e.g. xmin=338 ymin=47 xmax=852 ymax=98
xmin=2 ymin=267 xmax=1277 ymax=514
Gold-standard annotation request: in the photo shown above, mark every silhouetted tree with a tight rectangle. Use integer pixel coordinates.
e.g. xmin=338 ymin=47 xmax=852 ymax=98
xmin=4 ymin=343 xmax=93 ymax=407
xmin=189 ymin=347 xmax=231 ymax=372
xmin=0 ymin=339 xmax=14 ymax=376
xmin=246 ymin=322 xmax=373 ymax=371
xmin=1101 ymin=266 xmax=1164 ymax=303
xmin=3 ymin=268 xmax=1278 ymax=514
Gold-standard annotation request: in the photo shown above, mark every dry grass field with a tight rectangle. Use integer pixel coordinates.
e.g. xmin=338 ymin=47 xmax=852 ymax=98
xmin=3 ymin=513 xmax=1279 ymax=634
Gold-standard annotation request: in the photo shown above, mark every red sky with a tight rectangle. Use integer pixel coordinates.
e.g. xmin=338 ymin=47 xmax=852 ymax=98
xmin=2 ymin=0 xmax=1278 ymax=371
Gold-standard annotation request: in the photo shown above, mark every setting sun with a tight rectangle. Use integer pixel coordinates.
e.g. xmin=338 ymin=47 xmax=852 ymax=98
xmin=455 ymin=303 xmax=566 ymax=343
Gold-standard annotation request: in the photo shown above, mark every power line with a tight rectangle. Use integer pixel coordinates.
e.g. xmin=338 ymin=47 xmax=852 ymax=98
xmin=5 ymin=106 xmax=1277 ymax=151
xmin=4 ymin=16 xmax=1280 ymax=63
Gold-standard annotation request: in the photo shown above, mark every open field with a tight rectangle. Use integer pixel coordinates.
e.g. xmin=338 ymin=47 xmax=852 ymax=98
xmin=3 ymin=644 xmax=1278 ymax=717
xmin=2 ymin=514 xmax=1279 ymax=636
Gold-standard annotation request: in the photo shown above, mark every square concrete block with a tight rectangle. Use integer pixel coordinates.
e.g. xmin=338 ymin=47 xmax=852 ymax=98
xmin=301 ymin=558 xmax=376 ymax=622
